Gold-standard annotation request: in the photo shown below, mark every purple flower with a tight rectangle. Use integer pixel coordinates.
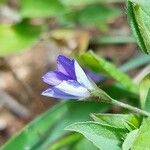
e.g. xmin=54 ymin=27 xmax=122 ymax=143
xmin=84 ymin=69 xmax=104 ymax=83
xmin=42 ymin=55 xmax=94 ymax=99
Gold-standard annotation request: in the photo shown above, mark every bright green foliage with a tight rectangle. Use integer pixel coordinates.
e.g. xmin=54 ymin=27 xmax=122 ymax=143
xmin=0 ymin=21 xmax=42 ymax=56
xmin=91 ymin=113 xmax=142 ymax=130
xmin=139 ymin=73 xmax=150 ymax=109
xmin=1 ymin=101 xmax=109 ymax=150
xmin=132 ymin=117 xmax=150 ymax=150
xmin=79 ymin=51 xmax=138 ymax=93
xmin=20 ymin=0 xmax=68 ymax=18
xmin=122 ymin=129 xmax=139 ymax=150
xmin=66 ymin=121 xmax=125 ymax=150
xmin=128 ymin=0 xmax=150 ymax=54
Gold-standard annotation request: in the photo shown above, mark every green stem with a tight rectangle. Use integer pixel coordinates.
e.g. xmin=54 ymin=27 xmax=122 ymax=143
xmin=92 ymin=89 xmax=150 ymax=117
xmin=111 ymin=99 xmax=150 ymax=117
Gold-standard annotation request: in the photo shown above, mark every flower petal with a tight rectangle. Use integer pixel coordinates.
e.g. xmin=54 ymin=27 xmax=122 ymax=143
xmin=57 ymin=55 xmax=76 ymax=80
xmin=55 ymin=80 xmax=90 ymax=98
xmin=42 ymin=71 xmax=71 ymax=86
xmin=85 ymin=69 xmax=104 ymax=83
xmin=74 ymin=61 xmax=93 ymax=90
xmin=42 ymin=88 xmax=81 ymax=99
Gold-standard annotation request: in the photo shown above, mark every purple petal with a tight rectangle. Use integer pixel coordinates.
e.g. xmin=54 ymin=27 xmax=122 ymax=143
xmin=55 ymin=80 xmax=90 ymax=98
xmin=74 ymin=61 xmax=93 ymax=90
xmin=84 ymin=69 xmax=104 ymax=83
xmin=57 ymin=55 xmax=76 ymax=80
xmin=42 ymin=87 xmax=81 ymax=99
xmin=42 ymin=71 xmax=71 ymax=86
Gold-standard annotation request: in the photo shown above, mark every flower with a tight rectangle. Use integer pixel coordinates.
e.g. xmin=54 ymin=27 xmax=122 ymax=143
xmin=42 ymin=55 xmax=94 ymax=99
xmin=84 ymin=69 xmax=104 ymax=83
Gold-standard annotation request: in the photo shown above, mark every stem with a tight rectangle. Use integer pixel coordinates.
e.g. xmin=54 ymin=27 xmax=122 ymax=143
xmin=92 ymin=89 xmax=150 ymax=117
xmin=111 ymin=99 xmax=150 ymax=117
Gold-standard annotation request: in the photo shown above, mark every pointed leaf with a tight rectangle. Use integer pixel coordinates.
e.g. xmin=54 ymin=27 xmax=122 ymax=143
xmin=66 ymin=121 xmax=125 ymax=150
xmin=132 ymin=117 xmax=150 ymax=150
xmin=127 ymin=1 xmax=150 ymax=54
xmin=91 ymin=113 xmax=142 ymax=130
xmin=1 ymin=101 xmax=109 ymax=150
xmin=79 ymin=51 xmax=138 ymax=93
xmin=139 ymin=73 xmax=150 ymax=109
xmin=122 ymin=129 xmax=138 ymax=150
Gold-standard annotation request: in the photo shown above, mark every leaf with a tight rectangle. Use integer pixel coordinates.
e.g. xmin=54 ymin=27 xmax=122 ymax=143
xmin=122 ymin=129 xmax=139 ymax=150
xmin=73 ymin=138 xmax=99 ymax=150
xmin=132 ymin=117 xmax=150 ymax=150
xmin=58 ymin=4 xmax=121 ymax=32
xmin=61 ymin=0 xmax=101 ymax=7
xmin=47 ymin=133 xmax=82 ymax=150
xmin=77 ymin=5 xmax=121 ymax=31
xmin=129 ymin=0 xmax=150 ymax=17
xmin=127 ymin=1 xmax=150 ymax=54
xmin=91 ymin=113 xmax=142 ymax=130
xmin=20 ymin=0 xmax=68 ymax=18
xmin=66 ymin=121 xmax=125 ymax=150
xmin=144 ymin=88 xmax=150 ymax=112
xmin=139 ymin=73 xmax=150 ymax=109
xmin=1 ymin=101 xmax=109 ymax=150
xmin=61 ymin=0 xmax=124 ymax=7
xmin=0 ymin=21 xmax=42 ymax=56
xmin=103 ymin=83 xmax=138 ymax=101
xmin=119 ymin=53 xmax=150 ymax=72
xmin=79 ymin=51 xmax=138 ymax=93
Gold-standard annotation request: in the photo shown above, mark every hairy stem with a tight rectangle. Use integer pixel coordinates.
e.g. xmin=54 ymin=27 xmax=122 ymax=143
xmin=92 ymin=88 xmax=150 ymax=117
xmin=111 ymin=99 xmax=150 ymax=117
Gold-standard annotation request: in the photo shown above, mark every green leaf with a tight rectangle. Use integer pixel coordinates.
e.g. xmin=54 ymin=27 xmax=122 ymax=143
xmin=139 ymin=73 xmax=150 ymax=109
xmin=119 ymin=53 xmax=150 ymax=72
xmin=122 ymin=129 xmax=138 ymax=150
xmin=103 ymin=83 xmax=138 ymax=101
xmin=61 ymin=0 xmax=124 ymax=7
xmin=47 ymin=133 xmax=82 ymax=150
xmin=61 ymin=0 xmax=101 ymax=6
xmin=129 ymin=0 xmax=150 ymax=17
xmin=66 ymin=121 xmax=125 ymax=150
xmin=132 ymin=117 xmax=150 ymax=150
xmin=144 ymin=88 xmax=150 ymax=112
xmin=127 ymin=1 xmax=150 ymax=54
xmin=91 ymin=113 xmax=142 ymax=130
xmin=73 ymin=138 xmax=99 ymax=150
xmin=20 ymin=0 xmax=68 ymax=18
xmin=1 ymin=101 xmax=109 ymax=150
xmin=79 ymin=51 xmax=138 ymax=93
xmin=77 ymin=5 xmax=121 ymax=31
xmin=0 ymin=21 xmax=42 ymax=56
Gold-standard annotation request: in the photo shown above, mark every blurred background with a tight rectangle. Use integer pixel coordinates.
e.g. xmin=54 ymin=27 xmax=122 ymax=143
xmin=0 ymin=0 xmax=149 ymax=146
